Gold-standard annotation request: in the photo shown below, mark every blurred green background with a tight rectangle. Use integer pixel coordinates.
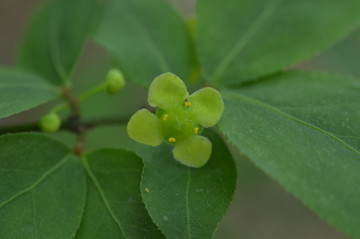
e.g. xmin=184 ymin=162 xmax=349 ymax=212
xmin=1 ymin=0 xmax=359 ymax=238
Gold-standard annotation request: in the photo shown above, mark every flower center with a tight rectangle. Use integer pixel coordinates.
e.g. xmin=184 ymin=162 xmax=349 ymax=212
xmin=156 ymin=105 xmax=199 ymax=144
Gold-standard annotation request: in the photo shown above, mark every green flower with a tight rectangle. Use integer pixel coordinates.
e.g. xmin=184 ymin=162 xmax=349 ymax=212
xmin=127 ymin=73 xmax=224 ymax=168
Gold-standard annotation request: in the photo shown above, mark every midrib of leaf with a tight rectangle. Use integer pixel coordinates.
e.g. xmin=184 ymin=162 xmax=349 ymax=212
xmin=222 ymin=91 xmax=360 ymax=158
xmin=49 ymin=12 xmax=68 ymax=83
xmin=120 ymin=2 xmax=170 ymax=73
xmin=211 ymin=0 xmax=282 ymax=83
xmin=31 ymin=190 xmax=38 ymax=239
xmin=0 ymin=153 xmax=71 ymax=209
xmin=185 ymin=167 xmax=191 ymax=239
xmin=82 ymin=158 xmax=127 ymax=238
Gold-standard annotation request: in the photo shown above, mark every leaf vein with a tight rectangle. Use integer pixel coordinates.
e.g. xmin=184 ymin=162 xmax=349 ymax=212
xmin=0 ymin=153 xmax=71 ymax=209
xmin=211 ymin=0 xmax=282 ymax=82
xmin=185 ymin=168 xmax=191 ymax=239
xmin=224 ymin=92 xmax=360 ymax=157
xmin=32 ymin=191 xmax=38 ymax=239
xmin=48 ymin=11 xmax=68 ymax=83
xmin=121 ymin=3 xmax=170 ymax=73
xmin=82 ymin=158 xmax=127 ymax=238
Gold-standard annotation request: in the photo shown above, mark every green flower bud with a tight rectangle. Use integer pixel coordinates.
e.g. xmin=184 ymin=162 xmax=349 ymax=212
xmin=40 ymin=113 xmax=61 ymax=133
xmin=105 ymin=69 xmax=125 ymax=94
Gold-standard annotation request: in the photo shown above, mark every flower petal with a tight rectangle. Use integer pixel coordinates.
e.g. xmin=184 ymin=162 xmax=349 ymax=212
xmin=127 ymin=109 xmax=164 ymax=146
xmin=148 ymin=72 xmax=189 ymax=110
xmin=172 ymin=135 xmax=212 ymax=168
xmin=188 ymin=87 xmax=224 ymax=128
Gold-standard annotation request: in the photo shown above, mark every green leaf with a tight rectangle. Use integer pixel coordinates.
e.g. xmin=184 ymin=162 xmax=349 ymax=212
xmin=53 ymin=125 xmax=138 ymax=152
xmin=218 ymin=71 xmax=360 ymax=238
xmin=197 ymin=0 xmax=360 ymax=86
xmin=77 ymin=149 xmax=164 ymax=238
xmin=17 ymin=0 xmax=98 ymax=85
xmin=76 ymin=181 xmax=124 ymax=238
xmin=94 ymin=0 xmax=196 ymax=88
xmin=300 ymin=28 xmax=360 ymax=78
xmin=0 ymin=68 xmax=60 ymax=120
xmin=0 ymin=133 xmax=86 ymax=239
xmin=138 ymin=130 xmax=237 ymax=238
xmin=87 ymin=125 xmax=137 ymax=152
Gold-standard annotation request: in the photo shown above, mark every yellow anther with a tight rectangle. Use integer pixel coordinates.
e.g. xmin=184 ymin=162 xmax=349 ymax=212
xmin=194 ymin=127 xmax=199 ymax=135
xmin=162 ymin=114 xmax=168 ymax=121
xmin=184 ymin=101 xmax=191 ymax=107
xmin=169 ymin=137 xmax=176 ymax=143
xmin=145 ymin=188 xmax=150 ymax=193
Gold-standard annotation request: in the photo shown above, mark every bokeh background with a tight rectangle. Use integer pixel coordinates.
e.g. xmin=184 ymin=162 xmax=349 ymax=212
xmin=1 ymin=0 xmax=359 ymax=238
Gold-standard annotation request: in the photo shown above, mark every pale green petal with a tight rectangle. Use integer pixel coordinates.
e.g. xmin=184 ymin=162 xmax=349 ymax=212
xmin=188 ymin=87 xmax=224 ymax=128
xmin=148 ymin=72 xmax=189 ymax=110
xmin=172 ymin=135 xmax=212 ymax=168
xmin=127 ymin=109 xmax=163 ymax=146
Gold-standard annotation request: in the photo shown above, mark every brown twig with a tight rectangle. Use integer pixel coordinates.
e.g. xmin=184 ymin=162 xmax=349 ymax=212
xmin=0 ymin=86 xmax=132 ymax=151
xmin=0 ymin=115 xmax=130 ymax=136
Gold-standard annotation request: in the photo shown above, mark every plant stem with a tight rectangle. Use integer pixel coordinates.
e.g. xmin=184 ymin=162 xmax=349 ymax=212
xmin=48 ymin=83 xmax=107 ymax=115
xmin=51 ymin=102 xmax=69 ymax=113
xmin=0 ymin=122 xmax=40 ymax=135
xmin=78 ymin=82 xmax=107 ymax=102
xmin=2 ymin=83 xmax=121 ymax=154
xmin=0 ymin=116 xmax=130 ymax=136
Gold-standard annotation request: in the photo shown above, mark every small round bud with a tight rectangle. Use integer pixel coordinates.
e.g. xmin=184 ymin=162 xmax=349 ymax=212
xmin=40 ymin=113 xmax=61 ymax=133
xmin=105 ymin=69 xmax=125 ymax=94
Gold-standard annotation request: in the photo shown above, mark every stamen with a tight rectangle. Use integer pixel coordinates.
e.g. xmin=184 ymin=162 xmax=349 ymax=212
xmin=169 ymin=137 xmax=176 ymax=143
xmin=184 ymin=101 xmax=191 ymax=107
xmin=194 ymin=127 xmax=199 ymax=135
xmin=162 ymin=114 xmax=168 ymax=121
